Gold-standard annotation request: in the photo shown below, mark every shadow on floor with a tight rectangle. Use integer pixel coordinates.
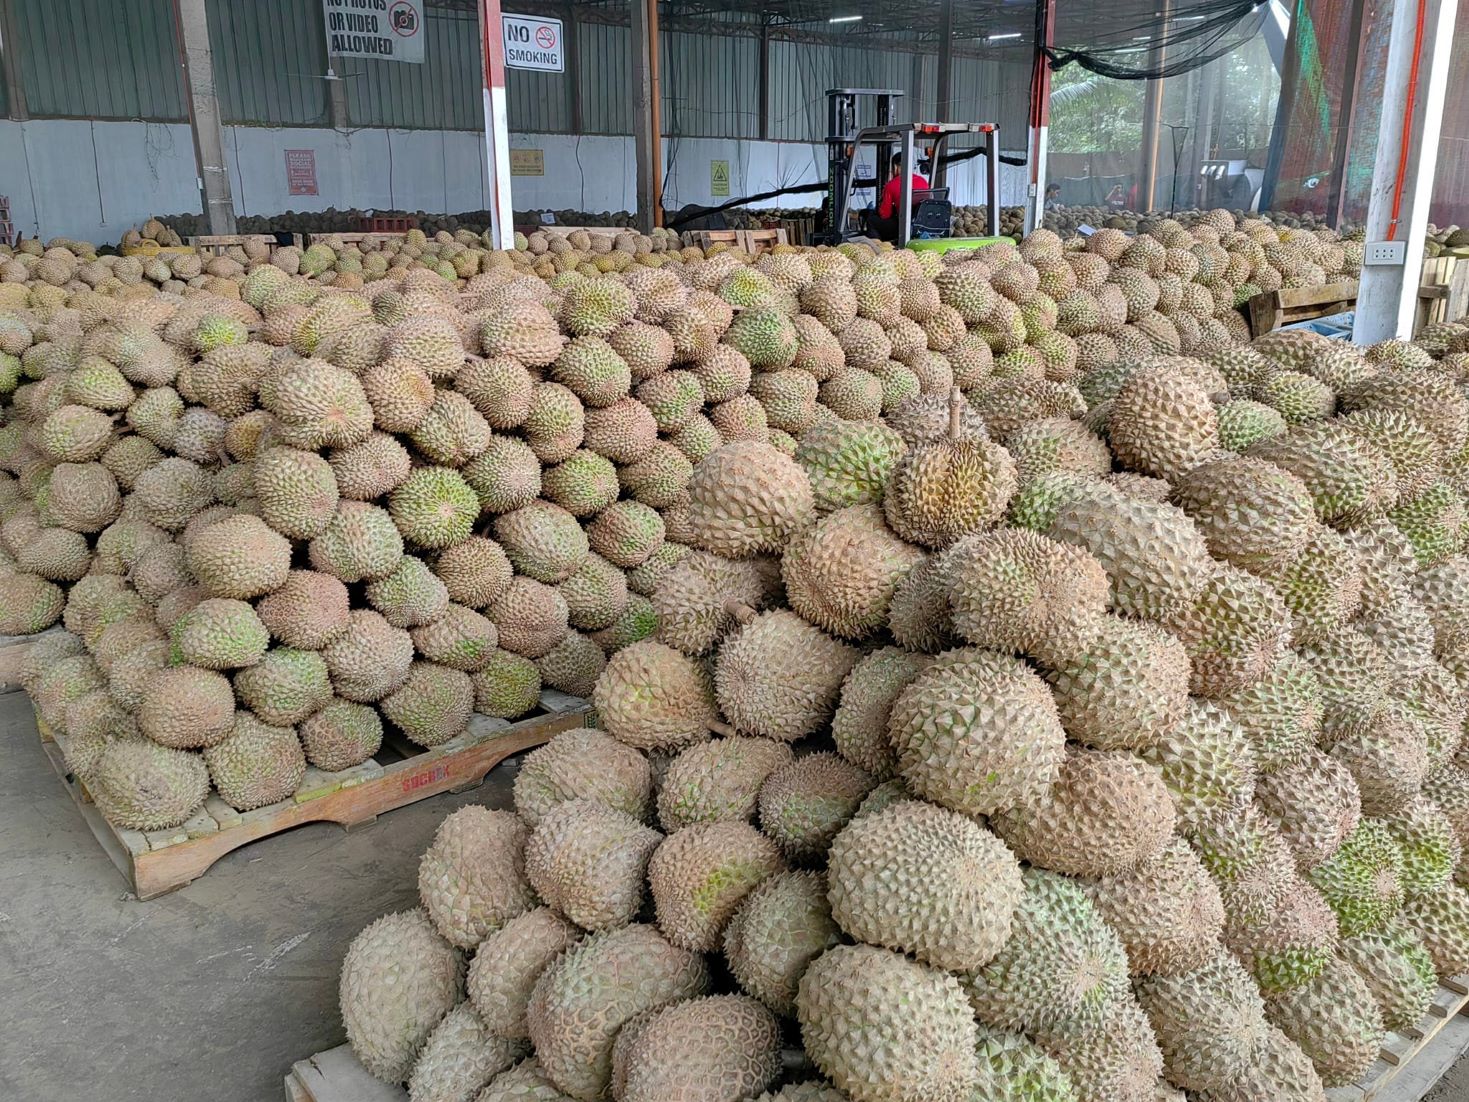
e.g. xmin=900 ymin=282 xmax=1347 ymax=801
xmin=0 ymin=690 xmax=517 ymax=1102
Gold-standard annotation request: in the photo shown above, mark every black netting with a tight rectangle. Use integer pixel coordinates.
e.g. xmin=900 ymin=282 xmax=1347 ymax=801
xmin=1048 ymin=0 xmax=1269 ymax=81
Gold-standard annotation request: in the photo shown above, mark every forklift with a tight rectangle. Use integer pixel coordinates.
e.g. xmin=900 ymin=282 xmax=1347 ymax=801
xmin=814 ymin=87 xmax=1006 ymax=250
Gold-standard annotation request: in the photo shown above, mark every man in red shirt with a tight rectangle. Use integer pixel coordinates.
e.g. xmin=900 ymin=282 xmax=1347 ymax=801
xmin=865 ymin=153 xmax=929 ymax=241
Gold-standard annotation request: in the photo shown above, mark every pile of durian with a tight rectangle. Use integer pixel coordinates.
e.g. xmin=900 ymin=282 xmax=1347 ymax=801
xmin=0 ymin=211 xmax=1346 ymax=831
xmin=330 ymin=311 xmax=1469 ymax=1102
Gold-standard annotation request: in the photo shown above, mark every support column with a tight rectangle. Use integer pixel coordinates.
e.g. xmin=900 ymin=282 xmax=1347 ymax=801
xmin=1138 ymin=0 xmax=1171 ymax=214
xmin=758 ymin=19 xmax=770 ymax=142
xmin=1024 ymin=0 xmax=1055 ymax=234
xmin=172 ymin=0 xmax=236 ymax=235
xmin=1325 ymin=0 xmax=1367 ymax=229
xmin=0 ymin=0 xmax=29 ymax=120
xmin=478 ymin=0 xmax=515 ymax=249
xmin=630 ymin=0 xmax=662 ymax=232
xmin=327 ymin=63 xmax=350 ymax=129
xmin=1353 ymin=0 xmax=1458 ymax=342
xmin=932 ymin=0 xmax=953 ymax=189
xmin=564 ymin=2 xmax=581 ymax=135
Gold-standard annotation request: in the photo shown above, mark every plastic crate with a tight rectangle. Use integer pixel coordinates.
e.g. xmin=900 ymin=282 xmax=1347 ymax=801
xmin=357 ymin=215 xmax=418 ymax=233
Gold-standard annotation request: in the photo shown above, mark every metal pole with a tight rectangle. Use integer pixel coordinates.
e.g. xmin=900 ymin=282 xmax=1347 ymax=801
xmin=899 ymin=130 xmax=914 ymax=245
xmin=171 ymin=0 xmax=236 ymax=235
xmin=1139 ymin=0 xmax=1171 ymax=213
xmin=564 ymin=1 xmax=581 ymax=135
xmin=1326 ymin=0 xmax=1368 ymax=229
xmin=630 ymin=0 xmax=663 ymax=232
xmin=758 ymin=19 xmax=770 ymax=142
xmin=0 ymin=0 xmax=29 ymax=121
xmin=478 ymin=0 xmax=515 ymax=249
xmin=986 ymin=126 xmax=1001 ymax=237
xmin=1353 ymin=0 xmax=1457 ymax=342
xmin=933 ymin=0 xmax=953 ymax=189
xmin=1024 ymin=0 xmax=1055 ymax=233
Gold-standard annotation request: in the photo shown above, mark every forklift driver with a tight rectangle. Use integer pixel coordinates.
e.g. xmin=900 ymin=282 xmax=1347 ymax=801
xmin=863 ymin=153 xmax=930 ymax=242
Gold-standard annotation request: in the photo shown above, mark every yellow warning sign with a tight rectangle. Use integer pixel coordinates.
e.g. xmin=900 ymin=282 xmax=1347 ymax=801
xmin=711 ymin=160 xmax=730 ymax=197
xmin=510 ymin=149 xmax=544 ymax=176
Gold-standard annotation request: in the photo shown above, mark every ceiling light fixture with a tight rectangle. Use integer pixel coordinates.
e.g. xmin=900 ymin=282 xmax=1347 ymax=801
xmin=986 ymin=32 xmax=1022 ymax=41
xmin=828 ymin=14 xmax=863 ymax=23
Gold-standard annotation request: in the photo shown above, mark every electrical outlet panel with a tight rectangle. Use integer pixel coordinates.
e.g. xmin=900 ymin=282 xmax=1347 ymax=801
xmin=1364 ymin=241 xmax=1407 ymax=266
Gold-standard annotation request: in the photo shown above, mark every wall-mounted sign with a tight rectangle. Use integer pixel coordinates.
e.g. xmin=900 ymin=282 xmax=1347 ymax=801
xmin=711 ymin=160 xmax=730 ymax=197
xmin=285 ymin=149 xmax=319 ymax=196
xmin=323 ymin=0 xmax=425 ymax=64
xmin=502 ymin=14 xmax=565 ymax=72
xmin=510 ymin=149 xmax=545 ymax=177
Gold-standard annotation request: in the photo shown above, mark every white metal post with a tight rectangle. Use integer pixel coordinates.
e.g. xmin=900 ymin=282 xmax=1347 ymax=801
xmin=173 ymin=0 xmax=236 ymax=235
xmin=1353 ymin=0 xmax=1457 ymax=342
xmin=478 ymin=0 xmax=515 ymax=250
xmin=1024 ymin=0 xmax=1055 ymax=235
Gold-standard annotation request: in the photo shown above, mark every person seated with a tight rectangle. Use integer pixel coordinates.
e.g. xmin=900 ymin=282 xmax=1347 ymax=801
xmin=864 ymin=153 xmax=930 ymax=242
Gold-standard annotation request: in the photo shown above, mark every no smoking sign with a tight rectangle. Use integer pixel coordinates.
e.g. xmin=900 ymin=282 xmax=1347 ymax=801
xmin=502 ymin=13 xmax=565 ymax=72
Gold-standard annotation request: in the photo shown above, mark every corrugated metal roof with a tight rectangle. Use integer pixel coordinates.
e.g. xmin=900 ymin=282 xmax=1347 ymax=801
xmin=208 ymin=0 xmax=329 ymax=126
xmin=17 ymin=0 xmax=186 ymax=119
xmin=341 ymin=5 xmax=482 ymax=129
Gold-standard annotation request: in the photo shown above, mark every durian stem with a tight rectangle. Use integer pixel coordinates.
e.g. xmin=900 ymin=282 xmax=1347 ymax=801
xmin=707 ymin=719 xmax=737 ymax=738
xmin=947 ymin=386 xmax=963 ymax=441
xmin=722 ymin=599 xmax=756 ymax=625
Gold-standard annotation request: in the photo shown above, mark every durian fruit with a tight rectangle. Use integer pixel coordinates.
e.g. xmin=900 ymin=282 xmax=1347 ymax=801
xmin=592 ymin=640 xmax=718 ymax=751
xmin=1256 ymin=749 xmax=1361 ymax=871
xmin=1046 ymin=614 xmax=1190 ymax=751
xmin=714 ymin=608 xmax=858 ymax=742
xmin=86 ymin=739 xmax=210 ymax=831
xmin=417 ymin=806 xmax=536 ymax=950
xmin=465 ymin=907 xmax=577 ymax=1040
xmin=407 ymin=1002 xmax=528 ymax=1102
xmin=886 ymin=647 xmax=1065 ymax=817
xmin=757 ymin=752 xmax=875 ymax=862
xmin=1084 ymin=839 xmax=1225 ymax=977
xmin=944 ymin=526 xmax=1109 ymax=666
xmin=1134 ymin=948 xmax=1268 ymax=1094
xmin=723 ymin=869 xmax=841 ymax=1016
xmin=339 ymin=909 xmax=465 ymax=1084
xmin=827 ymin=799 xmax=1023 ymax=971
xmin=1340 ymin=922 xmax=1438 ymax=1032
xmin=526 ymin=923 xmax=708 ymax=1101
xmin=656 ymin=736 xmax=793 ymax=831
xmin=1192 ymin=1025 xmax=1326 ymax=1102
xmin=523 ymin=798 xmax=661 ymax=931
xmin=883 ymin=388 xmax=1016 ymax=547
xmin=971 ymin=1026 xmax=1080 ymax=1102
xmin=647 ymin=820 xmax=784 ymax=951
xmin=781 ymin=505 xmax=923 ymax=639
xmin=1306 ymin=819 xmax=1403 ymax=938
xmin=829 ymin=647 xmax=931 ymax=780
xmin=1262 ymin=954 xmax=1384 ymax=1088
xmin=795 ymin=417 xmax=907 ymax=512
xmin=797 ymin=943 xmax=979 ymax=1102
xmin=1106 ymin=363 xmax=1220 ymax=480
xmin=202 ymin=711 xmax=306 ymax=810
xmin=1036 ymin=997 xmax=1164 ymax=1102
xmin=990 ymin=748 xmax=1175 ymax=879
xmin=608 ymin=994 xmax=781 ymax=1102
xmin=511 ymin=729 xmax=652 ymax=827
xmin=1141 ymin=699 xmax=1258 ymax=834
xmin=967 ymin=868 xmax=1131 ymax=1038
xmin=1399 ymin=883 xmax=1469 ymax=975
xmin=683 ymin=440 xmax=814 ymax=558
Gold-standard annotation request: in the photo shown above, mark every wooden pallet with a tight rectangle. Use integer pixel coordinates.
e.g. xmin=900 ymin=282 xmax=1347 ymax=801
xmin=306 ymin=232 xmax=408 ymax=249
xmin=1418 ymin=256 xmax=1469 ymax=331
xmin=1328 ymin=976 xmax=1469 ymax=1101
xmin=284 ymin=1045 xmax=404 ymax=1102
xmin=189 ymin=233 xmax=304 ymax=257
xmin=1247 ymin=280 xmax=1360 ymax=337
xmin=685 ymin=228 xmax=742 ymax=252
xmin=37 ymin=694 xmax=590 ymax=900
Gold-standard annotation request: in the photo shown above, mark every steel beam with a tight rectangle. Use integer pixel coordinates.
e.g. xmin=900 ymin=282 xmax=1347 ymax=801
xmin=933 ymin=0 xmax=953 ymax=189
xmin=172 ymin=0 xmax=236 ymax=235
xmin=1353 ymin=0 xmax=1458 ymax=342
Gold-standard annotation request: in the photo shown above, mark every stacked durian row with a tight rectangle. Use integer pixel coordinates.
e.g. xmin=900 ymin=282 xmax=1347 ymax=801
xmin=0 ymin=211 xmax=1343 ymax=831
xmin=331 ymin=317 xmax=1469 ymax=1102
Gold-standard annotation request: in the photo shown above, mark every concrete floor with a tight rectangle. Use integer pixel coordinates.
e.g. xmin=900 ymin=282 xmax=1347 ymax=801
xmin=0 ymin=689 xmax=515 ymax=1102
xmin=2 ymin=686 xmax=1469 ymax=1102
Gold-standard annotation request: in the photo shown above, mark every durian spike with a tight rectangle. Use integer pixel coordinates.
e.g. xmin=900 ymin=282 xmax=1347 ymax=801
xmin=948 ymin=386 xmax=963 ymax=442
xmin=722 ymin=598 xmax=757 ymax=625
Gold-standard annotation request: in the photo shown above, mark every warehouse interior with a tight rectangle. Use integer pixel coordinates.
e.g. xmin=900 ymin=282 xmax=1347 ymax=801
xmin=5 ymin=1 xmax=1469 ymax=1101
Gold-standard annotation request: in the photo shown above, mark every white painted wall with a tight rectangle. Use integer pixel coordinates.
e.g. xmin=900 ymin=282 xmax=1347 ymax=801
xmin=1 ymin=119 xmax=1030 ymax=244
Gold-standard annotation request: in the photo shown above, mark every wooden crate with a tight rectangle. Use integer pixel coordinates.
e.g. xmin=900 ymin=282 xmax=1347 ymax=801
xmin=285 ymin=1045 xmax=404 ymax=1102
xmin=777 ymin=216 xmax=815 ymax=247
xmin=685 ymin=229 xmax=742 ymax=252
xmin=189 ymin=233 xmax=304 ymax=257
xmin=1247 ymin=280 xmax=1360 ymax=337
xmin=1418 ymin=256 xmax=1469 ymax=331
xmin=305 ymin=232 xmax=408 ymax=250
xmin=37 ymin=693 xmax=590 ymax=900
xmin=1327 ymin=976 xmax=1469 ymax=1101
xmin=737 ymin=228 xmax=788 ymax=255
xmin=537 ymin=225 xmax=626 ymax=239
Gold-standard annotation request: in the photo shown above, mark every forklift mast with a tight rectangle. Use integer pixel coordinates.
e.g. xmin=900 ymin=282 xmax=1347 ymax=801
xmin=818 ymin=87 xmax=1001 ymax=247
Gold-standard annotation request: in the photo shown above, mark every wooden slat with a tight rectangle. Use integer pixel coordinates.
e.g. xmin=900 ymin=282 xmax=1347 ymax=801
xmin=1247 ymin=280 xmax=1360 ymax=337
xmin=36 ymin=699 xmax=589 ymax=899
xmin=1327 ymin=975 xmax=1469 ymax=1102
xmin=284 ymin=1045 xmax=406 ymax=1102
